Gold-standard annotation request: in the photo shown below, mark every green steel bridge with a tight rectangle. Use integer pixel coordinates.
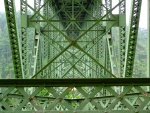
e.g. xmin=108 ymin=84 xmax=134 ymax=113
xmin=1 ymin=0 xmax=150 ymax=112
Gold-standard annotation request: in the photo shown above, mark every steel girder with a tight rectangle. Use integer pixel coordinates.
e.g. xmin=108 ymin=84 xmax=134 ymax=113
xmin=124 ymin=0 xmax=142 ymax=77
xmin=4 ymin=0 xmax=23 ymax=78
xmin=21 ymin=0 xmax=28 ymax=77
xmin=3 ymin=0 xmax=149 ymax=112
xmin=119 ymin=0 xmax=126 ymax=77
xmin=0 ymin=79 xmax=150 ymax=112
xmin=22 ymin=0 xmax=122 ymax=78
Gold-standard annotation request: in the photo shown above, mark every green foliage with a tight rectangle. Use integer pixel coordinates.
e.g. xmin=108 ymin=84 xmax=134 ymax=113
xmin=112 ymin=27 xmax=147 ymax=77
xmin=133 ymin=28 xmax=147 ymax=77
xmin=0 ymin=12 xmax=14 ymax=78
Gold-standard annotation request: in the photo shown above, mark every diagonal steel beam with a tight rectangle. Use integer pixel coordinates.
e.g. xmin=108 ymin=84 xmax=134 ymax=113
xmin=75 ymin=0 xmax=124 ymax=42
xmin=22 ymin=0 xmax=73 ymax=43
xmin=31 ymin=44 xmax=72 ymax=78
xmin=124 ymin=0 xmax=142 ymax=77
xmin=41 ymin=33 xmax=86 ymax=78
xmin=74 ymin=43 xmax=116 ymax=78
xmin=4 ymin=0 xmax=23 ymax=78
xmin=30 ymin=0 xmax=49 ymax=20
xmin=42 ymin=2 xmax=68 ymax=30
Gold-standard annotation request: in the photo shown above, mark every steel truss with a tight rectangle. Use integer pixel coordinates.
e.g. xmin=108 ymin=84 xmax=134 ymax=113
xmin=2 ymin=0 xmax=149 ymax=112
xmin=0 ymin=78 xmax=150 ymax=112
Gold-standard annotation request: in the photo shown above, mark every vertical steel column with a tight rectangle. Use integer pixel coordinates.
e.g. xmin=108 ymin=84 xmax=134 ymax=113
xmin=105 ymin=37 xmax=111 ymax=77
xmin=124 ymin=0 xmax=142 ymax=77
xmin=34 ymin=0 xmax=42 ymax=77
xmin=105 ymin=0 xmax=111 ymax=19
xmin=119 ymin=0 xmax=126 ymax=77
xmin=36 ymin=39 xmax=42 ymax=78
xmin=34 ymin=0 xmax=41 ymax=20
xmin=105 ymin=0 xmax=113 ymax=74
xmin=47 ymin=1 xmax=53 ymax=78
xmin=32 ymin=34 xmax=40 ymax=76
xmin=106 ymin=34 xmax=114 ymax=74
xmin=148 ymin=0 xmax=150 ymax=81
xmin=99 ymin=1 xmax=105 ymax=77
xmin=4 ymin=0 xmax=23 ymax=78
xmin=42 ymin=0 xmax=49 ymax=78
xmin=21 ymin=0 xmax=28 ymax=77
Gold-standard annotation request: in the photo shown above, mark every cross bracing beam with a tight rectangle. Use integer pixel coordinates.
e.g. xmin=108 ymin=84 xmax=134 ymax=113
xmin=1 ymin=91 xmax=149 ymax=102
xmin=39 ymin=32 xmax=105 ymax=78
xmin=25 ymin=0 xmax=123 ymax=40
xmin=2 ymin=0 xmax=148 ymax=112
xmin=21 ymin=0 xmax=124 ymax=78
xmin=0 ymin=79 xmax=150 ymax=112
xmin=0 ymin=111 xmax=149 ymax=113
xmin=35 ymin=27 xmax=112 ymax=78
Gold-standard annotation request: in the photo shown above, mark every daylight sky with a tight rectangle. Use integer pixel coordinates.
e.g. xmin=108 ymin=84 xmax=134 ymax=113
xmin=0 ymin=0 xmax=148 ymax=28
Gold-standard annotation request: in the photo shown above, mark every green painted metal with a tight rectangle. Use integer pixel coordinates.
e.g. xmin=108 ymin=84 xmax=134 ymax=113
xmin=0 ymin=79 xmax=150 ymax=112
xmin=0 ymin=78 xmax=149 ymax=86
xmin=21 ymin=0 xmax=28 ymax=77
xmin=124 ymin=0 xmax=142 ymax=77
xmin=2 ymin=0 xmax=149 ymax=112
xmin=119 ymin=0 xmax=126 ymax=77
xmin=148 ymin=0 xmax=150 ymax=79
xmin=4 ymin=0 xmax=23 ymax=78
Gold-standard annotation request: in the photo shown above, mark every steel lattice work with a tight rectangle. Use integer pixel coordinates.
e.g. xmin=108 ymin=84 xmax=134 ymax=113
xmin=1 ymin=0 xmax=150 ymax=112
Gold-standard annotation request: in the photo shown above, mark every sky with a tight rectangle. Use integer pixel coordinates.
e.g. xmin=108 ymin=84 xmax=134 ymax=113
xmin=0 ymin=0 xmax=148 ymax=28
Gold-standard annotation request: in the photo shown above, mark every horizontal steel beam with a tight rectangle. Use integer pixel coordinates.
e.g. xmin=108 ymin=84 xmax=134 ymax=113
xmin=1 ymin=91 xmax=148 ymax=101
xmin=41 ymin=30 xmax=105 ymax=32
xmin=0 ymin=78 xmax=150 ymax=86
xmin=30 ymin=19 xmax=117 ymax=22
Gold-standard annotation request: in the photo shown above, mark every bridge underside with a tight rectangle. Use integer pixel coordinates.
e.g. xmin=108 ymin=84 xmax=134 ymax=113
xmin=0 ymin=78 xmax=150 ymax=112
xmin=2 ymin=0 xmax=150 ymax=112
